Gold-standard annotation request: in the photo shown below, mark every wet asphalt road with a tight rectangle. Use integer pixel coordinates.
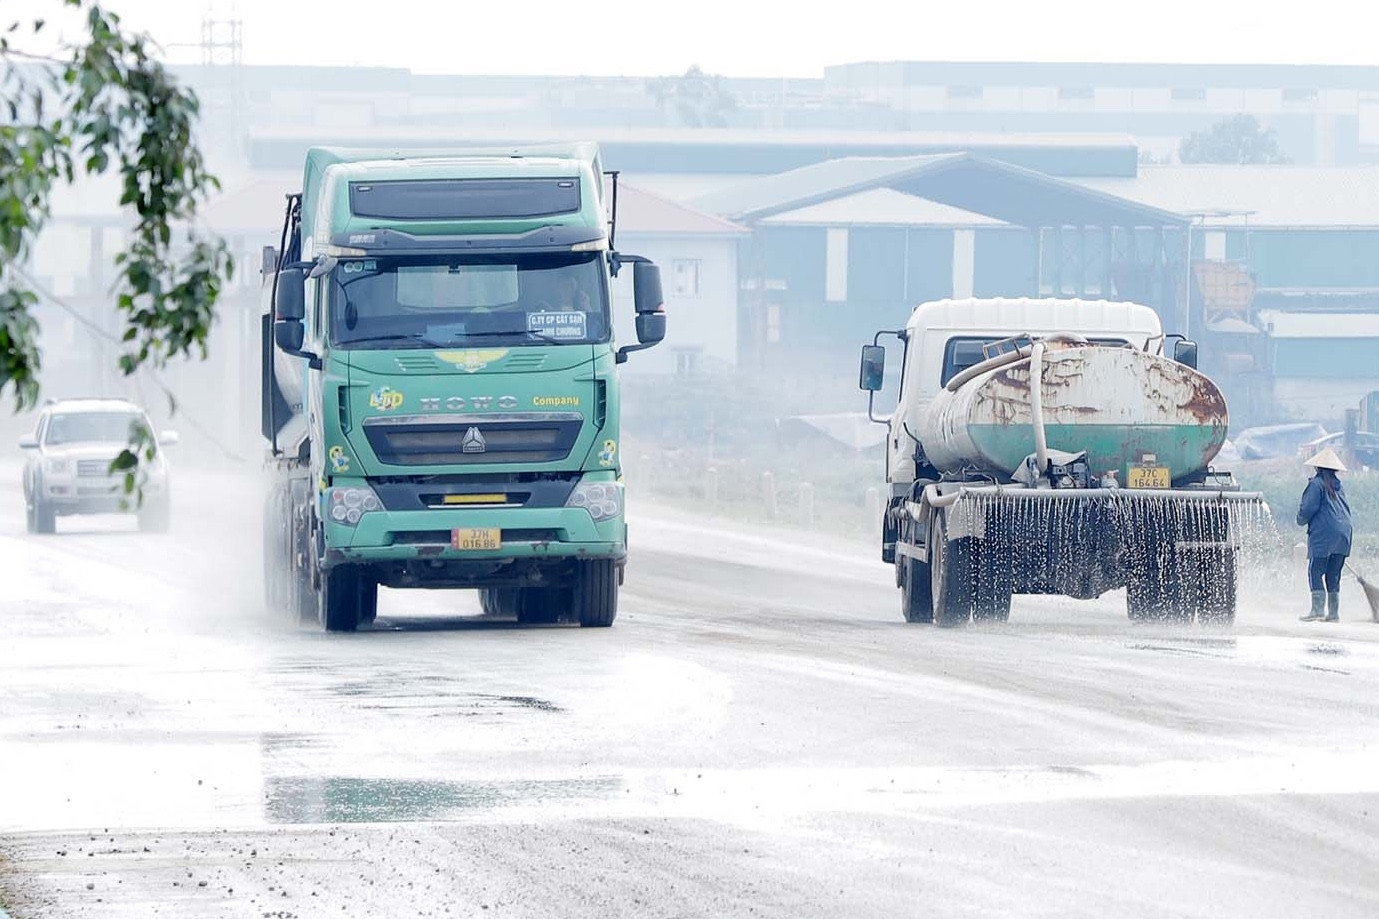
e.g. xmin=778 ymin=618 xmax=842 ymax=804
xmin=3 ymin=461 xmax=1379 ymax=918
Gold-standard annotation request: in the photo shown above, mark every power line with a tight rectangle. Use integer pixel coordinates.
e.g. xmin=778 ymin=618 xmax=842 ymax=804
xmin=9 ymin=264 xmax=250 ymax=462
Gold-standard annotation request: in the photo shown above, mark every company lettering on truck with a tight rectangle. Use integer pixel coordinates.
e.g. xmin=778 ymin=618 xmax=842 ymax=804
xmin=534 ymin=396 xmax=581 ymax=408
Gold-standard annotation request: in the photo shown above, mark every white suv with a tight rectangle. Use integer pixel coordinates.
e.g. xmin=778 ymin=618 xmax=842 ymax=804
xmin=18 ymin=398 xmax=178 ymax=534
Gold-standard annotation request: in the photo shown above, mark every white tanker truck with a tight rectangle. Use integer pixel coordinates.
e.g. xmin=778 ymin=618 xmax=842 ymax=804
xmin=858 ymin=297 xmax=1265 ymax=627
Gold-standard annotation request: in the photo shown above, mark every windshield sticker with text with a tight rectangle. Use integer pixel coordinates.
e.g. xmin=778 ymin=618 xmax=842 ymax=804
xmin=527 ymin=311 xmax=587 ymax=339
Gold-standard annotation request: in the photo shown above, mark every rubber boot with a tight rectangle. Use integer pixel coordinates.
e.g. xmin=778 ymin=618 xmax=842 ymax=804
xmin=1300 ymin=590 xmax=1325 ymax=621
xmin=1325 ymin=591 xmax=1340 ymax=622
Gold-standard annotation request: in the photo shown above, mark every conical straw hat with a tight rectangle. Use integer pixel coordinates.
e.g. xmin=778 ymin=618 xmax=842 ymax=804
xmin=1304 ymin=446 xmax=1347 ymax=472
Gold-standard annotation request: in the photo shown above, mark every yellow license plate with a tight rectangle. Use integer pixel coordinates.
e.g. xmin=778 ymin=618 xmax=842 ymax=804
xmin=452 ymin=527 xmax=502 ymax=550
xmin=1128 ymin=465 xmax=1171 ymax=489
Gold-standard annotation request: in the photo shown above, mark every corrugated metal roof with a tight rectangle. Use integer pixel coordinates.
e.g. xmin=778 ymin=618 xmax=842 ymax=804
xmin=1078 ymin=166 xmax=1379 ymax=228
xmin=691 ymin=154 xmax=960 ymax=221
xmin=613 ymin=183 xmax=748 ymax=236
xmin=692 ymin=154 xmax=1187 ymax=228
xmin=759 ymin=188 xmax=1006 ymax=227
xmin=1258 ymin=309 xmax=1379 ymax=338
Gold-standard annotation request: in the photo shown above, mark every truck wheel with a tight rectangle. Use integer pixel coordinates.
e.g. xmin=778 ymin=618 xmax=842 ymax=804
xmin=1127 ymin=553 xmax=1175 ymax=621
xmin=930 ymin=510 xmax=974 ymax=627
xmin=1177 ymin=546 xmax=1237 ymax=626
xmin=516 ymin=586 xmax=565 ymax=624
xmin=319 ymin=564 xmax=364 ymax=632
xmin=972 ymin=542 xmax=1013 ymax=623
xmin=358 ymin=577 xmax=379 ymax=627
xmin=293 ymin=564 xmax=317 ymax=625
xmin=480 ymin=587 xmax=520 ymax=617
xmin=899 ymin=554 xmax=933 ymax=623
xmin=572 ymin=559 xmax=618 ymax=628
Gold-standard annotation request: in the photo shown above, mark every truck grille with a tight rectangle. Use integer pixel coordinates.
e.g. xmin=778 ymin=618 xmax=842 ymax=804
xmin=363 ymin=413 xmax=584 ymax=467
xmin=77 ymin=459 xmax=114 ymax=477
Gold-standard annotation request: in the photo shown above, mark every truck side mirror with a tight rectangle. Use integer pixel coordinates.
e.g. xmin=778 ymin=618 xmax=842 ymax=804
xmin=275 ymin=267 xmax=307 ymax=321
xmin=273 ymin=266 xmax=316 ymax=359
xmin=617 ymin=260 xmax=668 ymax=363
xmin=275 ymin=317 xmax=306 ymax=353
xmin=1173 ymin=339 xmax=1199 ymax=369
xmin=635 ymin=311 xmax=666 ymax=346
xmin=633 ymin=261 xmax=663 ymax=314
xmin=18 ymin=433 xmax=38 ymax=450
xmin=858 ymin=344 xmax=886 ymax=391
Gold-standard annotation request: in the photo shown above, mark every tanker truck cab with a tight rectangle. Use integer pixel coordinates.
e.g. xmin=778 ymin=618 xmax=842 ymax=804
xmin=262 ymin=145 xmax=667 ymax=631
xmin=860 ymin=297 xmax=1259 ymax=629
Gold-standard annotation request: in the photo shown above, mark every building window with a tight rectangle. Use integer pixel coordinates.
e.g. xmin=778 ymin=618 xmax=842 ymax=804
xmin=1283 ymin=87 xmax=1319 ymax=103
xmin=1171 ymin=87 xmax=1207 ymax=101
xmin=1058 ymin=86 xmax=1095 ymax=100
xmin=670 ymin=258 xmax=701 ymax=297
xmin=946 ymin=85 xmax=984 ymax=100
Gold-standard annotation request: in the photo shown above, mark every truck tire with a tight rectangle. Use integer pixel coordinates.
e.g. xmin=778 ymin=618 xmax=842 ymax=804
xmin=930 ymin=510 xmax=975 ymax=627
xmin=1127 ymin=553 xmax=1177 ymax=622
xmin=319 ymin=563 xmax=364 ymax=632
xmin=899 ymin=553 xmax=933 ymax=623
xmin=572 ymin=559 xmax=618 ymax=628
xmin=516 ymin=587 xmax=565 ymax=624
xmin=973 ymin=542 xmax=1013 ymax=623
xmin=358 ymin=577 xmax=379 ymax=627
xmin=480 ymin=587 xmax=520 ymax=617
xmin=1176 ymin=545 xmax=1237 ymax=626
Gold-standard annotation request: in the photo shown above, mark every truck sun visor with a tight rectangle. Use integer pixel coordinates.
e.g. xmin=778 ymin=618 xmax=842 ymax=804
xmin=349 ymin=179 xmax=581 ymax=221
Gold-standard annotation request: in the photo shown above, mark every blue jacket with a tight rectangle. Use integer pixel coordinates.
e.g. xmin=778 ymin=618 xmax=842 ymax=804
xmin=1297 ymin=472 xmax=1353 ymax=557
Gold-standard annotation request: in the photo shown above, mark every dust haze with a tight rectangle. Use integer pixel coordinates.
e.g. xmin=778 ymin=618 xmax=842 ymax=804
xmin=5 ymin=6 xmax=1379 ymax=919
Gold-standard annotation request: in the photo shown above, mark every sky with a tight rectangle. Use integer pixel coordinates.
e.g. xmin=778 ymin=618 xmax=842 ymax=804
xmin=7 ymin=0 xmax=1379 ymax=78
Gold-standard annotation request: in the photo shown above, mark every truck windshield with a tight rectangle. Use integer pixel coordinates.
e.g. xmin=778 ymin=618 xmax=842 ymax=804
xmin=329 ymin=252 xmax=610 ymax=349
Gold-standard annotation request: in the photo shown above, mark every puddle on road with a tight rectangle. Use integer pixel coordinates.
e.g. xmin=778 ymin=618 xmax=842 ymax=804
xmin=1125 ymin=634 xmax=1379 ymax=673
xmin=264 ymin=775 xmax=620 ymax=824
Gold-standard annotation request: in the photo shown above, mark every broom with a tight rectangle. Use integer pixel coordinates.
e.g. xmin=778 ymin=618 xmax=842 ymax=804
xmin=1346 ymin=563 xmax=1379 ymax=623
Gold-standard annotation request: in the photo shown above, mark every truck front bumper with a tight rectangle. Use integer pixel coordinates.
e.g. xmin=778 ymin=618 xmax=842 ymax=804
xmin=324 ymin=506 xmax=626 ymax=566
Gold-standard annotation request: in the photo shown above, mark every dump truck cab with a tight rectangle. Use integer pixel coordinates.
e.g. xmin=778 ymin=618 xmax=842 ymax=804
xmin=262 ymin=144 xmax=667 ymax=631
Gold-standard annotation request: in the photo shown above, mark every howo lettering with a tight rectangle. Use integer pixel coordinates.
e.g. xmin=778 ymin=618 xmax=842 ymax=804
xmin=261 ymin=144 xmax=667 ymax=631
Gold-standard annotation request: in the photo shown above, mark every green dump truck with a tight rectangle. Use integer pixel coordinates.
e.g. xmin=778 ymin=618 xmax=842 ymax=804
xmin=261 ymin=144 xmax=666 ymax=631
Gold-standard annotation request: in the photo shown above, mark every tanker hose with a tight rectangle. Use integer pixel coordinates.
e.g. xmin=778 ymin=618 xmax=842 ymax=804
xmin=921 ymin=484 xmax=964 ymax=509
xmin=1031 ymin=340 xmax=1050 ymax=477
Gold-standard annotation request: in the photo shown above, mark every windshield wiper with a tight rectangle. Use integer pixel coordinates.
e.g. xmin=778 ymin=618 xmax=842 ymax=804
xmin=458 ymin=329 xmax=560 ymax=342
xmin=340 ymin=332 xmax=450 ymax=348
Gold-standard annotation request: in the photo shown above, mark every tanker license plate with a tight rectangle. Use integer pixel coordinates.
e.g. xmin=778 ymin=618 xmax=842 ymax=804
xmin=452 ymin=527 xmax=501 ymax=551
xmin=1128 ymin=465 xmax=1170 ymax=489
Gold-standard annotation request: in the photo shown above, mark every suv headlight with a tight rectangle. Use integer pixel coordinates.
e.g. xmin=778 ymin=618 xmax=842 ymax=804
xmin=326 ymin=485 xmax=382 ymax=527
xmin=44 ymin=458 xmax=71 ymax=475
xmin=565 ymin=481 xmax=623 ymax=522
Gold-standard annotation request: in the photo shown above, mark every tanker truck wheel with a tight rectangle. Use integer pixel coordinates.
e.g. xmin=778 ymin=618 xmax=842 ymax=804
xmin=1176 ymin=546 xmax=1237 ymax=626
xmin=1127 ymin=549 xmax=1179 ymax=622
xmin=899 ymin=553 xmax=933 ymax=623
xmin=930 ymin=510 xmax=976 ymax=628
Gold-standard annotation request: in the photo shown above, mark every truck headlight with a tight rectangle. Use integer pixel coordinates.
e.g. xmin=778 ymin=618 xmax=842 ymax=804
xmin=44 ymin=458 xmax=70 ymax=475
xmin=326 ymin=485 xmax=382 ymax=527
xmin=565 ymin=481 xmax=622 ymax=522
